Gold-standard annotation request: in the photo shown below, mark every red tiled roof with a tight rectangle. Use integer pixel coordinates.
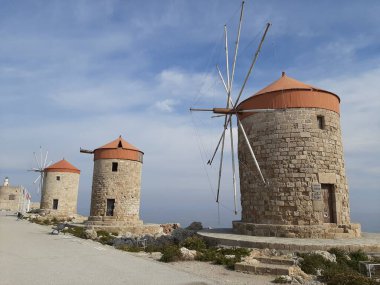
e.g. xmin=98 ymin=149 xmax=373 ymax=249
xmin=44 ymin=159 xmax=80 ymax=174
xmin=237 ymin=72 xmax=341 ymax=116
xmin=254 ymin=72 xmax=336 ymax=97
xmin=95 ymin=136 xmax=141 ymax=152
xmin=94 ymin=136 xmax=143 ymax=162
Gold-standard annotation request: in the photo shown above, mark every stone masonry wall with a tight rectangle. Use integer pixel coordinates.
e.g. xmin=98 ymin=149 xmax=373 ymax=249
xmin=235 ymin=108 xmax=358 ymax=238
xmin=0 ymin=186 xmax=23 ymax=211
xmin=40 ymin=172 xmax=80 ymax=216
xmin=89 ymin=159 xmax=142 ymax=225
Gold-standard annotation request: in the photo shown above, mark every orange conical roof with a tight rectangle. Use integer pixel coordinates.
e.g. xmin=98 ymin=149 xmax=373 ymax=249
xmin=93 ymin=136 xmax=143 ymax=162
xmin=238 ymin=72 xmax=341 ymax=115
xmin=254 ymin=72 xmax=325 ymax=95
xmin=95 ymin=136 xmax=141 ymax=152
xmin=45 ymin=159 xmax=80 ymax=174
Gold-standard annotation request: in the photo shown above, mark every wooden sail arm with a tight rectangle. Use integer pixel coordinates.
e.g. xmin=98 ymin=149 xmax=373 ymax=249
xmin=190 ymin=107 xmax=275 ymax=115
xmin=80 ymin=148 xmax=94 ymax=154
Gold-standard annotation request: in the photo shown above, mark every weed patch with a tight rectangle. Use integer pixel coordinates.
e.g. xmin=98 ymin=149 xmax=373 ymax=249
xmin=159 ymin=245 xmax=182 ymax=263
xmin=196 ymin=247 xmax=250 ymax=269
xmin=116 ymin=244 xmax=142 ymax=252
xmin=96 ymin=230 xmax=114 ymax=245
xmin=180 ymin=236 xmax=207 ymax=251
xmin=298 ymin=248 xmax=380 ymax=285
xmin=62 ymin=227 xmax=87 ymax=239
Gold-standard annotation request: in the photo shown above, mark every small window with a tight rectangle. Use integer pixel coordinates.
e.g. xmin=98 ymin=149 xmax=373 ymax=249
xmin=112 ymin=162 xmax=118 ymax=172
xmin=56 ymin=176 xmax=60 ymax=181
xmin=53 ymin=199 xmax=59 ymax=210
xmin=9 ymin=194 xmax=15 ymax=200
xmin=106 ymin=199 xmax=115 ymax=216
xmin=317 ymin=115 xmax=325 ymax=129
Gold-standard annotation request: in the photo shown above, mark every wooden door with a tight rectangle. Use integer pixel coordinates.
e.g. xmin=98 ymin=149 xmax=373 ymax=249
xmin=106 ymin=199 xmax=115 ymax=216
xmin=321 ymin=184 xmax=335 ymax=223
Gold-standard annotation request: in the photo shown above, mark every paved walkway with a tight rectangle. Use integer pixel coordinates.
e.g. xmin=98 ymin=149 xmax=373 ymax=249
xmin=0 ymin=213 xmax=213 ymax=285
xmin=199 ymin=228 xmax=380 ymax=253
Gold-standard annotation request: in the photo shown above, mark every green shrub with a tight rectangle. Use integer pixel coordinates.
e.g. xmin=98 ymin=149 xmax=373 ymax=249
xmin=298 ymin=253 xmax=333 ymax=275
xmin=196 ymin=247 xmax=250 ymax=269
xmin=96 ymin=230 xmax=110 ymax=237
xmin=180 ymin=236 xmax=207 ymax=251
xmin=298 ymin=249 xmax=379 ymax=285
xmin=329 ymin=248 xmax=349 ymax=263
xmin=98 ymin=235 xmax=114 ymax=245
xmin=347 ymin=250 xmax=369 ymax=271
xmin=322 ymin=268 xmax=379 ymax=285
xmin=43 ymin=219 xmax=51 ymax=225
xmin=116 ymin=244 xmax=142 ymax=252
xmin=159 ymin=245 xmax=182 ymax=263
xmin=145 ymin=244 xmax=164 ymax=253
xmin=62 ymin=227 xmax=87 ymax=239
xmin=272 ymin=276 xmax=291 ymax=283
xmin=95 ymin=230 xmax=114 ymax=245
xmin=196 ymin=247 xmax=218 ymax=262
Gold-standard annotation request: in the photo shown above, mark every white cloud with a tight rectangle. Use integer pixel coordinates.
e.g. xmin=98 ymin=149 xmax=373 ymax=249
xmin=154 ymin=99 xmax=177 ymax=112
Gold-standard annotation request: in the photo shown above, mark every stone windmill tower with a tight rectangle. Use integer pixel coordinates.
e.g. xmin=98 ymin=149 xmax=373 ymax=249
xmin=232 ymin=72 xmax=361 ymax=238
xmin=81 ymin=136 xmax=144 ymax=227
xmin=40 ymin=159 xmax=80 ymax=216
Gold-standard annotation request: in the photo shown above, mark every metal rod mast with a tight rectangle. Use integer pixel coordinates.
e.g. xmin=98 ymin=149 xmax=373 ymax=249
xmin=224 ymin=25 xmax=230 ymax=93
xmin=229 ymin=1 xmax=244 ymax=94
xmin=43 ymin=151 xmax=48 ymax=168
xmin=237 ymin=118 xmax=266 ymax=184
xmin=33 ymin=152 xmax=41 ymax=170
xmin=216 ymin=25 xmax=232 ymax=203
xmin=233 ymin=22 xmax=271 ymax=108
xmin=216 ymin=131 xmax=226 ymax=202
xmin=217 ymin=65 xmax=229 ymax=93
xmin=229 ymin=118 xmax=238 ymax=214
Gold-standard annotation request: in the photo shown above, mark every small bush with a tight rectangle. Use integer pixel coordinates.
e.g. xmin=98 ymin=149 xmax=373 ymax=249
xmin=299 ymin=249 xmax=379 ymax=285
xmin=196 ymin=247 xmax=250 ymax=269
xmin=322 ymin=268 xmax=379 ymax=285
xmin=96 ymin=230 xmax=110 ymax=237
xmin=298 ymin=253 xmax=333 ymax=275
xmin=196 ymin=247 xmax=218 ymax=262
xmin=43 ymin=219 xmax=52 ymax=225
xmin=95 ymin=230 xmax=114 ymax=245
xmin=145 ymin=244 xmax=164 ymax=253
xmin=272 ymin=276 xmax=291 ymax=284
xmin=99 ymin=235 xmax=114 ymax=245
xmin=180 ymin=236 xmax=207 ymax=251
xmin=159 ymin=245 xmax=182 ymax=263
xmin=63 ymin=227 xmax=87 ymax=239
xmin=116 ymin=244 xmax=142 ymax=252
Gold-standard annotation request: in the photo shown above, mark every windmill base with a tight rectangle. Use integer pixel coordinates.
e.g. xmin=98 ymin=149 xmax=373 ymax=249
xmin=232 ymin=221 xmax=361 ymax=239
xmin=85 ymin=216 xmax=163 ymax=236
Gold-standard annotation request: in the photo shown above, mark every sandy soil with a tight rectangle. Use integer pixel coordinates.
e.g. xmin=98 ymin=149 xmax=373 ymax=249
xmin=130 ymin=252 xmax=276 ymax=285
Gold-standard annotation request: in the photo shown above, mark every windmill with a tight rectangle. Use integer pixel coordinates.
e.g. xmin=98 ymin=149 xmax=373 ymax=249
xmin=190 ymin=1 xmax=273 ymax=214
xmin=28 ymin=147 xmax=52 ymax=194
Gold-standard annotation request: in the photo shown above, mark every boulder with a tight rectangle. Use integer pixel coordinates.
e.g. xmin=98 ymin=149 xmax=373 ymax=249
xmin=312 ymin=250 xmax=336 ymax=263
xmin=180 ymin=247 xmax=197 ymax=260
xmin=171 ymin=228 xmax=196 ymax=243
xmin=84 ymin=229 xmax=97 ymax=240
xmin=160 ymin=223 xmax=180 ymax=234
xmin=186 ymin=222 xmax=203 ymax=231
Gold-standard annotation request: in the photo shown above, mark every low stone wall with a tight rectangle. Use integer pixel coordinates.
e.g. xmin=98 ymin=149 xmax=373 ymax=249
xmin=86 ymin=215 xmax=143 ymax=226
xmin=233 ymin=221 xmax=361 ymax=239
xmin=85 ymin=223 xmax=163 ymax=236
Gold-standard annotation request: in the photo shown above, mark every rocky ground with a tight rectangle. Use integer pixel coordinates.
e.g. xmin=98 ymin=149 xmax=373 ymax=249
xmin=21 ymin=212 xmax=380 ymax=285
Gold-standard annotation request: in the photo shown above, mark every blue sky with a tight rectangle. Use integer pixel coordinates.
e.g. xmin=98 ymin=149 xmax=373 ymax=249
xmin=0 ymin=0 xmax=379 ymax=231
